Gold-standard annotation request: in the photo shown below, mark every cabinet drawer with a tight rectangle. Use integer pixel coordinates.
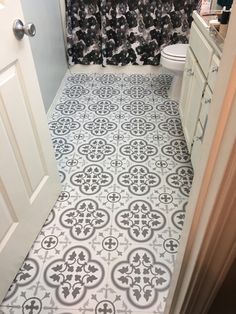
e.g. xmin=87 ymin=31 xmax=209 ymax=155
xmin=207 ymin=54 xmax=220 ymax=91
xmin=189 ymin=22 xmax=213 ymax=76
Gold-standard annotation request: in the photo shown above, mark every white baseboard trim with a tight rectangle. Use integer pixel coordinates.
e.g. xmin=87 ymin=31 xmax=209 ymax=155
xmin=70 ymin=64 xmax=162 ymax=75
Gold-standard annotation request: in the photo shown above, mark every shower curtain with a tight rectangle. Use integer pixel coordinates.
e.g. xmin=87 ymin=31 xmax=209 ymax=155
xmin=65 ymin=0 xmax=198 ymax=66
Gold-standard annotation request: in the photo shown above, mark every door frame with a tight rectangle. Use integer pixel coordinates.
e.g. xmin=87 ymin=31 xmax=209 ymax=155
xmin=165 ymin=4 xmax=236 ymax=314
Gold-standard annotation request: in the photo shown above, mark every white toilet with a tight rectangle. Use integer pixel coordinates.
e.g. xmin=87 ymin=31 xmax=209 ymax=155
xmin=160 ymin=44 xmax=188 ymax=101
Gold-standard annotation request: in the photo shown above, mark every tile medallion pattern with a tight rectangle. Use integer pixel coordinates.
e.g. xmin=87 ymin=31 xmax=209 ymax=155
xmin=120 ymin=139 xmax=157 ymax=162
xmin=0 ymin=73 xmax=193 ymax=314
xmin=115 ymin=201 xmax=166 ymax=242
xmin=118 ymin=165 xmax=161 ymax=195
xmin=88 ymin=100 xmax=118 ymax=116
xmin=70 ymin=165 xmax=113 ymax=194
xmin=60 ymin=199 xmax=110 ymax=240
xmin=78 ymin=138 xmax=115 ymax=162
xmin=84 ymin=118 xmax=117 ymax=136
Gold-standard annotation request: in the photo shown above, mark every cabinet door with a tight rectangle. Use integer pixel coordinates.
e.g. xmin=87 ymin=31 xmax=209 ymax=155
xmin=191 ymin=86 xmax=212 ymax=170
xmin=199 ymin=85 xmax=212 ymax=129
xmin=208 ymin=54 xmax=220 ymax=92
xmin=189 ymin=22 xmax=213 ymax=76
xmin=183 ymin=61 xmax=206 ymax=151
xmin=179 ymin=48 xmax=196 ymax=121
xmin=191 ymin=122 xmax=204 ymax=170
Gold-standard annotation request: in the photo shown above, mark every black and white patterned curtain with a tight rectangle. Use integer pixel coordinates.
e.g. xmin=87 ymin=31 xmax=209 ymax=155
xmin=65 ymin=0 xmax=198 ymax=66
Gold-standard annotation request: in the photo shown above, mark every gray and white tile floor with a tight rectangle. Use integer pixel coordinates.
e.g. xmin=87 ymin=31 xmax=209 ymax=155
xmin=0 ymin=72 xmax=193 ymax=314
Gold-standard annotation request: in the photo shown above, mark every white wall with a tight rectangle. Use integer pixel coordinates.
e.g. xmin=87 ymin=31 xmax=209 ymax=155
xmin=21 ymin=0 xmax=67 ymax=112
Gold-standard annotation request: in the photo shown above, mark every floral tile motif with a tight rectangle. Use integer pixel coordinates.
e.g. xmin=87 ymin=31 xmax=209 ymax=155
xmin=123 ymin=86 xmax=152 ymax=98
xmin=124 ymin=74 xmax=150 ymax=85
xmin=158 ymin=118 xmax=184 ymax=137
xmin=60 ymin=199 xmax=110 ymax=240
xmin=121 ymin=118 xmax=155 ymax=136
xmin=78 ymin=138 xmax=115 ymax=162
xmin=122 ymin=100 xmax=153 ymax=116
xmin=92 ymin=86 xmax=120 ymax=98
xmin=171 ymin=202 xmax=188 ymax=231
xmin=120 ymin=139 xmax=157 ymax=162
xmin=70 ymin=164 xmax=113 ymax=194
xmin=49 ymin=117 xmax=80 ymax=136
xmin=88 ymin=100 xmax=119 ymax=115
xmin=115 ymin=201 xmax=166 ymax=242
xmin=67 ymin=73 xmax=93 ymax=85
xmin=111 ymin=248 xmax=171 ymax=308
xmin=1 ymin=72 xmax=193 ymax=313
xmin=3 ymin=258 xmax=39 ymax=302
xmin=96 ymin=74 xmax=121 ymax=85
xmin=84 ymin=117 xmax=117 ymax=136
xmin=161 ymin=139 xmax=191 ymax=163
xmin=156 ymin=100 xmax=179 ymax=117
xmin=118 ymin=165 xmax=161 ymax=195
xmin=44 ymin=246 xmax=104 ymax=306
xmin=52 ymin=137 xmax=74 ymax=160
xmin=63 ymin=85 xmax=89 ymax=98
xmin=55 ymin=100 xmax=85 ymax=115
xmin=166 ymin=166 xmax=194 ymax=197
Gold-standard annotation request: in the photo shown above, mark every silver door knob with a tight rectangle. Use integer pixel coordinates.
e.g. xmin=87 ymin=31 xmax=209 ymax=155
xmin=13 ymin=19 xmax=36 ymax=40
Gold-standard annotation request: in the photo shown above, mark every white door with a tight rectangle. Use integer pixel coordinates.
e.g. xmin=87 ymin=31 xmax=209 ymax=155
xmin=0 ymin=0 xmax=61 ymax=302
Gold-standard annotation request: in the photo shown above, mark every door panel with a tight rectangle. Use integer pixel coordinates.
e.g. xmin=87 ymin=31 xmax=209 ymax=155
xmin=0 ymin=0 xmax=61 ymax=302
xmin=0 ymin=64 xmax=46 ymax=194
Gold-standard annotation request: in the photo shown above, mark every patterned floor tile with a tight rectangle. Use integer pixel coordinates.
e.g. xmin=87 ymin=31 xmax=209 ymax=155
xmin=0 ymin=72 xmax=193 ymax=314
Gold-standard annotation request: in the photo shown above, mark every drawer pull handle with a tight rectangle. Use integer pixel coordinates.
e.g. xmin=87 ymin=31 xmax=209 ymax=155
xmin=187 ymin=69 xmax=194 ymax=76
xmin=211 ymin=66 xmax=218 ymax=73
xmin=205 ymin=98 xmax=212 ymax=104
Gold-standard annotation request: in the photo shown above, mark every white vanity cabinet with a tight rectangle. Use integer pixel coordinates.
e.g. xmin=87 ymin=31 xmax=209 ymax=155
xmin=179 ymin=12 xmax=221 ymax=169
